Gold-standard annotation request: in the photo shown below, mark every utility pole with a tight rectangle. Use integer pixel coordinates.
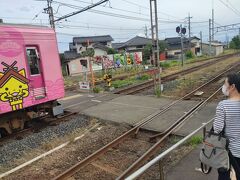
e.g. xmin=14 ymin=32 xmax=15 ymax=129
xmin=200 ymin=31 xmax=203 ymax=55
xmin=180 ymin=24 xmax=184 ymax=67
xmin=44 ymin=0 xmax=109 ymax=30
xmin=212 ymin=0 xmax=215 ymax=41
xmin=226 ymin=32 xmax=229 ymax=48
xmin=54 ymin=0 xmax=108 ymax=22
xmin=188 ymin=13 xmax=193 ymax=50
xmin=212 ymin=9 xmax=214 ymax=41
xmin=144 ymin=25 xmax=148 ymax=38
xmin=209 ymin=19 xmax=212 ymax=56
xmin=44 ymin=0 xmax=55 ymax=30
xmin=176 ymin=25 xmax=186 ymax=66
xmin=150 ymin=0 xmax=161 ymax=94
xmin=154 ymin=0 xmax=160 ymax=70
xmin=150 ymin=1 xmax=155 ymax=66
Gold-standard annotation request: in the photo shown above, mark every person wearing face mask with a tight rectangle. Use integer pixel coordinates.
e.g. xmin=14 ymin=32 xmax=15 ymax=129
xmin=213 ymin=73 xmax=240 ymax=180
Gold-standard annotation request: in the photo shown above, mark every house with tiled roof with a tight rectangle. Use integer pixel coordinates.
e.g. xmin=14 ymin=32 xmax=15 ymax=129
xmin=69 ymin=35 xmax=113 ymax=55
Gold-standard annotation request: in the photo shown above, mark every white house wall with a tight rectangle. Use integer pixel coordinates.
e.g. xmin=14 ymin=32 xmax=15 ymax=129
xmin=94 ymin=48 xmax=107 ymax=57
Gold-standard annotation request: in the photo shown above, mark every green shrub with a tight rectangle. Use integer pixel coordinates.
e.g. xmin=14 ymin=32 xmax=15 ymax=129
xmin=93 ymin=86 xmax=101 ymax=93
xmin=112 ymin=79 xmax=134 ymax=88
xmin=155 ymin=87 xmax=161 ymax=98
xmin=139 ymin=74 xmax=150 ymax=80
xmin=185 ymin=50 xmax=195 ymax=59
xmin=160 ymin=62 xmax=171 ymax=68
xmin=186 ymin=136 xmax=203 ymax=147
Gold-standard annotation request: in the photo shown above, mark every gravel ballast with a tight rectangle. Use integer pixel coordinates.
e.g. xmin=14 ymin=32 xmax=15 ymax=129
xmin=0 ymin=114 xmax=89 ymax=169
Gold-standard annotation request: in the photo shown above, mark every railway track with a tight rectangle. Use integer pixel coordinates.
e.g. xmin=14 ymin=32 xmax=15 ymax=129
xmin=114 ymin=53 xmax=238 ymax=95
xmin=64 ymin=69 xmax=154 ymax=91
xmin=53 ymin=62 xmax=240 ymax=180
xmin=64 ymin=53 xmax=238 ymax=92
xmin=0 ymin=110 xmax=77 ymax=144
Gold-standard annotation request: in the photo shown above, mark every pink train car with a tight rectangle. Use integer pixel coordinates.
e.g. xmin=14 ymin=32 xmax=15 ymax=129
xmin=0 ymin=23 xmax=65 ymax=135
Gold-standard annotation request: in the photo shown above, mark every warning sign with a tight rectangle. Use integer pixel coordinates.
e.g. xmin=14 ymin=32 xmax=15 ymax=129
xmin=79 ymin=81 xmax=90 ymax=90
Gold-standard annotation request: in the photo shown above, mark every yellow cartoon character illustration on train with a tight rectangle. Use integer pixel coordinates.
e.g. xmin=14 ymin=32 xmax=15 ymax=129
xmin=0 ymin=61 xmax=29 ymax=111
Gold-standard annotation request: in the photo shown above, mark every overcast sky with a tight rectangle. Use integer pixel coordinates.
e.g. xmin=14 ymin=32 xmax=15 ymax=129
xmin=1 ymin=0 xmax=240 ymax=52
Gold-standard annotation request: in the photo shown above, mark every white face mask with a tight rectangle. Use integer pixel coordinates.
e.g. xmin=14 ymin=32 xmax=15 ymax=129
xmin=222 ymin=84 xmax=229 ymax=96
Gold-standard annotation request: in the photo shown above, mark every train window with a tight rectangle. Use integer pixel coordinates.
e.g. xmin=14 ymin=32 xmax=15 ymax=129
xmin=26 ymin=47 xmax=41 ymax=75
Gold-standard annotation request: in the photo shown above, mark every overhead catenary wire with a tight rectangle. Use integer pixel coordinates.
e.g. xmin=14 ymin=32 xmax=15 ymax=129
xmin=121 ymin=0 xmax=183 ymax=21
xmin=224 ymin=0 xmax=240 ymax=15
xmin=52 ymin=1 xmax=185 ymax=24
xmin=218 ymin=0 xmax=240 ymax=16
xmin=2 ymin=16 xmax=149 ymax=32
xmin=70 ymin=0 xmax=150 ymax=17
xmin=54 ymin=0 xmax=109 ymax=22
xmin=56 ymin=24 xmax=145 ymax=31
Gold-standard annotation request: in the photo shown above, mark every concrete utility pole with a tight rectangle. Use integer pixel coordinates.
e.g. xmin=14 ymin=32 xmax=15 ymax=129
xmin=44 ymin=0 xmax=55 ymax=30
xmin=200 ymin=31 xmax=203 ymax=55
xmin=180 ymin=24 xmax=184 ymax=67
xmin=226 ymin=33 xmax=229 ymax=48
xmin=209 ymin=19 xmax=212 ymax=56
xmin=44 ymin=0 xmax=109 ymax=30
xmin=212 ymin=9 xmax=214 ymax=41
xmin=144 ymin=25 xmax=148 ymax=38
xmin=188 ymin=13 xmax=193 ymax=50
xmin=150 ymin=0 xmax=161 ymax=94
xmin=212 ymin=0 xmax=215 ymax=41
xmin=150 ymin=1 xmax=155 ymax=66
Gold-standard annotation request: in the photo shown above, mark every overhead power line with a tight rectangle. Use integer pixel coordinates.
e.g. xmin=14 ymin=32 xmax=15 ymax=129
xmin=53 ymin=1 xmax=185 ymax=23
xmin=121 ymin=0 xmax=183 ymax=20
xmin=52 ymin=1 xmax=150 ymax=21
xmin=57 ymin=24 xmax=144 ymax=31
xmin=218 ymin=0 xmax=240 ymax=16
xmin=54 ymin=0 xmax=109 ymax=22
xmin=71 ymin=0 xmax=150 ymax=17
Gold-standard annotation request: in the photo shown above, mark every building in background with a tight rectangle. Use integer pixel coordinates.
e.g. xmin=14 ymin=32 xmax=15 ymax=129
xmin=116 ymin=36 xmax=152 ymax=52
xmin=165 ymin=36 xmax=201 ymax=59
xmin=71 ymin=35 xmax=113 ymax=55
xmin=202 ymin=42 xmax=224 ymax=56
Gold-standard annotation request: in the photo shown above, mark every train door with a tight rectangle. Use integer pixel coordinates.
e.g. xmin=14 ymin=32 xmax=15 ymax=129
xmin=26 ymin=47 xmax=46 ymax=99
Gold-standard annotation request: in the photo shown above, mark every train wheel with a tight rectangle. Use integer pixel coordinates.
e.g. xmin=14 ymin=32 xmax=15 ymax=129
xmin=0 ymin=128 xmax=8 ymax=138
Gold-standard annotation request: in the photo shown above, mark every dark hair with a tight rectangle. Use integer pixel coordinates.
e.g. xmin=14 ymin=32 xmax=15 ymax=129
xmin=227 ymin=73 xmax=240 ymax=93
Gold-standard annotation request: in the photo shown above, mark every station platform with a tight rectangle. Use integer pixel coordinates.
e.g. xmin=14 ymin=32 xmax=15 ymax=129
xmin=82 ymin=95 xmax=218 ymax=136
xmin=166 ymin=145 xmax=218 ymax=180
xmin=61 ymin=92 xmax=225 ymax=179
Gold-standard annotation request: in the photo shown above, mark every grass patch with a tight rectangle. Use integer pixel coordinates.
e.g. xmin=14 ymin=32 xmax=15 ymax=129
xmin=186 ymin=135 xmax=203 ymax=147
xmin=93 ymin=86 xmax=102 ymax=93
xmin=176 ymin=77 xmax=196 ymax=95
xmin=112 ymin=73 xmax=150 ymax=89
xmin=155 ymin=87 xmax=161 ymax=98
xmin=138 ymin=74 xmax=150 ymax=80
xmin=112 ymin=79 xmax=135 ymax=88
xmin=170 ymin=136 xmax=182 ymax=144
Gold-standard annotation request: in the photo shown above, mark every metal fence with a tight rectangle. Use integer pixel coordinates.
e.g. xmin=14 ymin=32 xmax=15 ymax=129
xmin=125 ymin=118 xmax=214 ymax=180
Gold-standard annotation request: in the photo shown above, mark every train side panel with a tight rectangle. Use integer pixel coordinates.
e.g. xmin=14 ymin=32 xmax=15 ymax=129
xmin=0 ymin=24 xmax=64 ymax=115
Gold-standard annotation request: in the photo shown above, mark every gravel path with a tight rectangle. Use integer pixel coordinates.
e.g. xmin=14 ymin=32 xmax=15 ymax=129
xmin=0 ymin=114 xmax=89 ymax=169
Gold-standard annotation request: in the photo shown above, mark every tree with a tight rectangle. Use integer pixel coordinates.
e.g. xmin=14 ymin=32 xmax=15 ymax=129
xmin=159 ymin=40 xmax=168 ymax=53
xmin=107 ymin=48 xmax=117 ymax=54
xmin=143 ymin=44 xmax=152 ymax=64
xmin=81 ymin=48 xmax=95 ymax=57
xmin=185 ymin=50 xmax=195 ymax=59
xmin=142 ymin=41 xmax=168 ymax=65
xmin=229 ymin=35 xmax=240 ymax=49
